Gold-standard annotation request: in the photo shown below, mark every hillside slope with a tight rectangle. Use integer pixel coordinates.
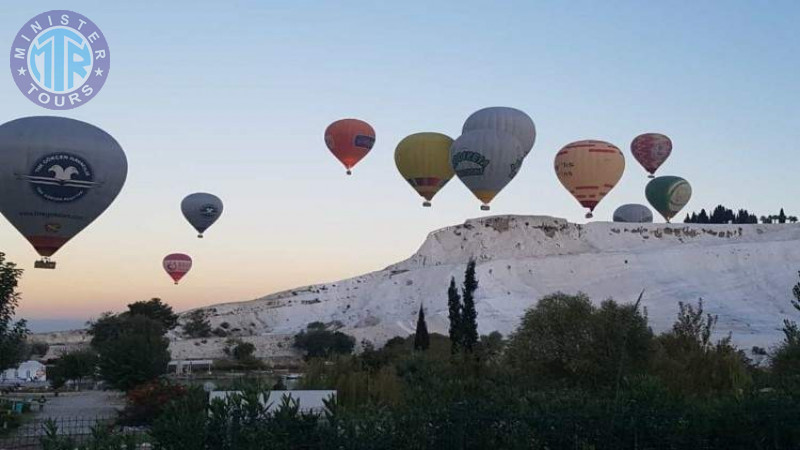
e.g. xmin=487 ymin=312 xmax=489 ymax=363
xmin=186 ymin=216 xmax=800 ymax=352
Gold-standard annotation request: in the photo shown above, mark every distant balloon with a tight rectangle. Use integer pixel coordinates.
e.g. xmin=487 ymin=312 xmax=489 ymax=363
xmin=451 ymin=129 xmax=525 ymax=211
xmin=163 ymin=253 xmax=192 ymax=285
xmin=182 ymin=193 xmax=223 ymax=238
xmin=646 ymin=176 xmax=692 ymax=222
xmin=631 ymin=133 xmax=672 ymax=178
xmin=0 ymin=117 xmax=128 ymax=268
xmin=554 ymin=140 xmax=625 ymax=219
xmin=462 ymin=107 xmax=536 ymax=156
xmin=613 ymin=204 xmax=654 ymax=223
xmin=395 ymin=132 xmax=455 ymax=207
xmin=324 ymin=119 xmax=375 ymax=175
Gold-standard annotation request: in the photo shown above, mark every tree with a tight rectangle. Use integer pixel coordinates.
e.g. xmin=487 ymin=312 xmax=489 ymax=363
xmin=93 ymin=315 xmax=171 ymax=391
xmin=0 ymin=252 xmax=28 ymax=372
xmin=505 ymin=293 xmax=652 ymax=389
xmin=232 ymin=341 xmax=256 ymax=361
xmin=461 ymin=260 xmax=479 ymax=353
xmin=771 ymin=272 xmax=800 ymax=387
xmin=293 ymin=322 xmax=355 ymax=359
xmin=447 ymin=277 xmax=462 ymax=354
xmin=414 ymin=304 xmax=430 ymax=351
xmin=651 ymin=299 xmax=751 ymax=396
xmin=697 ymin=209 xmax=709 ymax=224
xmin=183 ymin=309 xmax=212 ymax=338
xmin=128 ymin=298 xmax=178 ymax=330
xmin=49 ymin=349 xmax=97 ymax=390
xmin=27 ymin=341 xmax=49 ymax=358
xmin=779 ymin=208 xmax=787 ymax=224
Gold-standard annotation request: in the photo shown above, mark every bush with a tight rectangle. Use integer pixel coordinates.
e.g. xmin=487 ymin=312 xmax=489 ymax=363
xmin=293 ymin=323 xmax=355 ymax=359
xmin=120 ymin=379 xmax=188 ymax=425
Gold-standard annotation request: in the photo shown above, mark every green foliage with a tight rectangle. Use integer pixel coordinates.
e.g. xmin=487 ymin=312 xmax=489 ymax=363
xmin=505 ymin=292 xmax=653 ymax=389
xmin=461 ymin=259 xmax=479 ymax=353
xmin=413 ymin=304 xmax=430 ymax=351
xmin=293 ymin=322 xmax=355 ymax=359
xmin=121 ymin=379 xmax=188 ymax=425
xmin=48 ymin=348 xmax=97 ymax=389
xmin=39 ymin=418 xmax=144 ymax=450
xmin=183 ymin=309 xmax=212 ymax=338
xmin=0 ymin=252 xmax=28 ymax=372
xmin=447 ymin=277 xmax=462 ymax=354
xmin=650 ymin=299 xmax=752 ymax=396
xmin=93 ymin=314 xmax=170 ymax=391
xmin=127 ymin=297 xmax=178 ymax=330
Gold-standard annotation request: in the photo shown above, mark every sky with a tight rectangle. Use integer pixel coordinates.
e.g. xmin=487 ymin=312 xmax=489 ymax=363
xmin=1 ymin=1 xmax=798 ymax=331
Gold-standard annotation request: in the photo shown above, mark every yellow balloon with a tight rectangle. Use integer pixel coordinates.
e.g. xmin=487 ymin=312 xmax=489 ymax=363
xmin=554 ymin=140 xmax=625 ymax=218
xmin=395 ymin=133 xmax=455 ymax=207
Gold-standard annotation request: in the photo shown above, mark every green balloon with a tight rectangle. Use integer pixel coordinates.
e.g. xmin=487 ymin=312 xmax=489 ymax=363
xmin=645 ymin=176 xmax=692 ymax=222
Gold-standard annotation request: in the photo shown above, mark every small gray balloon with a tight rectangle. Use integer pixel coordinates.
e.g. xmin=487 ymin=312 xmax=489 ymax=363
xmin=181 ymin=193 xmax=223 ymax=238
xmin=613 ymin=204 xmax=654 ymax=223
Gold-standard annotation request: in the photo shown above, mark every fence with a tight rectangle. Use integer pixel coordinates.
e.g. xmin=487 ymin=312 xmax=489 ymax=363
xmin=0 ymin=416 xmax=147 ymax=450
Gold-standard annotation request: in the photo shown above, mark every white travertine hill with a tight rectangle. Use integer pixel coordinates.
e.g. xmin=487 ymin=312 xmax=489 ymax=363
xmin=182 ymin=215 xmax=800 ymax=352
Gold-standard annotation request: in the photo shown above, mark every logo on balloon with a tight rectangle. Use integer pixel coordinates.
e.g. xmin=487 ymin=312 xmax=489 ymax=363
xmin=199 ymin=204 xmax=218 ymax=218
xmin=9 ymin=10 xmax=110 ymax=110
xmin=26 ymin=153 xmax=95 ymax=202
xmin=353 ymin=135 xmax=375 ymax=149
xmin=452 ymin=151 xmax=490 ymax=177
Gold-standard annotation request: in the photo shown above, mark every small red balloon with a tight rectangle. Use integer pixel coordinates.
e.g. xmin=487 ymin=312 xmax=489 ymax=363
xmin=631 ymin=133 xmax=672 ymax=176
xmin=163 ymin=253 xmax=192 ymax=285
xmin=324 ymin=119 xmax=375 ymax=174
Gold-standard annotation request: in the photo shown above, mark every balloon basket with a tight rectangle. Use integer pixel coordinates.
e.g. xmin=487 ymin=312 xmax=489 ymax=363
xmin=480 ymin=205 xmax=490 ymax=211
xmin=197 ymin=234 xmax=204 ymax=239
xmin=174 ymin=281 xmax=179 ymax=285
xmin=648 ymin=174 xmax=655 ymax=179
xmin=34 ymin=258 xmax=56 ymax=269
xmin=346 ymin=169 xmax=352 ymax=175
xmin=422 ymin=201 xmax=431 ymax=207
xmin=585 ymin=212 xmax=594 ymax=219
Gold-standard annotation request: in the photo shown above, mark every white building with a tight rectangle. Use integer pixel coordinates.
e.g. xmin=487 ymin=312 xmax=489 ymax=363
xmin=167 ymin=359 xmax=213 ymax=375
xmin=0 ymin=360 xmax=47 ymax=383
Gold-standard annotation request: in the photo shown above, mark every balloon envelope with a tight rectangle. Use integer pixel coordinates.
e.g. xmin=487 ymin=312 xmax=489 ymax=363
xmin=613 ymin=204 xmax=654 ymax=223
xmin=450 ymin=129 xmax=525 ymax=210
xmin=395 ymin=132 xmax=454 ymax=206
xmin=163 ymin=253 xmax=192 ymax=284
xmin=462 ymin=107 xmax=536 ymax=156
xmin=646 ymin=176 xmax=692 ymax=222
xmin=554 ymin=140 xmax=625 ymax=217
xmin=324 ymin=119 xmax=375 ymax=174
xmin=0 ymin=116 xmax=127 ymax=261
xmin=181 ymin=193 xmax=223 ymax=238
xmin=631 ymin=133 xmax=672 ymax=176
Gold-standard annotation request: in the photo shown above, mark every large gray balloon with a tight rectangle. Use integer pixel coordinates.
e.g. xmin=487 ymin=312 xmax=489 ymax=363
xmin=613 ymin=204 xmax=654 ymax=223
xmin=450 ymin=129 xmax=526 ymax=210
xmin=462 ymin=107 xmax=536 ymax=156
xmin=181 ymin=193 xmax=223 ymax=238
xmin=0 ymin=117 xmax=127 ymax=265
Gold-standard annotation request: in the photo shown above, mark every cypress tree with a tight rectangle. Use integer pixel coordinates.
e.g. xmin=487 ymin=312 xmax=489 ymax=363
xmin=697 ymin=209 xmax=709 ymax=224
xmin=414 ymin=303 xmax=430 ymax=351
xmin=461 ymin=259 xmax=479 ymax=353
xmin=779 ymin=208 xmax=787 ymax=224
xmin=447 ymin=277 xmax=462 ymax=354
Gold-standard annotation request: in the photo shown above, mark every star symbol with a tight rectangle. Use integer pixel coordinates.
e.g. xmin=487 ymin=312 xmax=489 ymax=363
xmin=17 ymin=67 xmax=26 ymax=76
xmin=94 ymin=68 xmax=103 ymax=77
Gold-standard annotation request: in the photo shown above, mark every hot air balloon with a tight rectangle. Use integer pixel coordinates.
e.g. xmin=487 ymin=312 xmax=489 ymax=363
xmin=645 ymin=176 xmax=692 ymax=222
xmin=462 ymin=107 xmax=536 ymax=156
xmin=631 ymin=133 xmax=672 ymax=178
xmin=324 ymin=119 xmax=375 ymax=175
xmin=163 ymin=253 xmax=192 ymax=285
xmin=182 ymin=193 xmax=223 ymax=238
xmin=613 ymin=204 xmax=654 ymax=223
xmin=395 ymin=133 xmax=455 ymax=207
xmin=450 ymin=129 xmax=525 ymax=211
xmin=0 ymin=117 xmax=128 ymax=269
xmin=554 ymin=140 xmax=625 ymax=219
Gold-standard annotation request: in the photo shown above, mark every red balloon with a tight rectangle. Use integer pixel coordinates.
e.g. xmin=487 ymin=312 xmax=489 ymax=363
xmin=631 ymin=133 xmax=672 ymax=177
xmin=324 ymin=119 xmax=375 ymax=175
xmin=163 ymin=253 xmax=192 ymax=285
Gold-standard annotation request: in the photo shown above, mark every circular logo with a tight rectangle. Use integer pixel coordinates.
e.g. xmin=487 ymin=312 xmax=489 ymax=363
xmin=9 ymin=10 xmax=110 ymax=110
xmin=28 ymin=153 xmax=94 ymax=202
xmin=199 ymin=204 xmax=218 ymax=217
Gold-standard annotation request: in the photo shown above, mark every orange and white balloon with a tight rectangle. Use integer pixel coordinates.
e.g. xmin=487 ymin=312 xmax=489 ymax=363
xmin=554 ymin=140 xmax=625 ymax=218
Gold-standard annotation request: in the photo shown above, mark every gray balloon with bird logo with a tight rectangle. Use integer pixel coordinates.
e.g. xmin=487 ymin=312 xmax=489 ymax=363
xmin=0 ymin=116 xmax=127 ymax=268
xmin=181 ymin=193 xmax=223 ymax=238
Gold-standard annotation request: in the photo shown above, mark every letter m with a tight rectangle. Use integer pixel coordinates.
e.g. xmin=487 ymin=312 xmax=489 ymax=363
xmin=13 ymin=48 xmax=25 ymax=59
